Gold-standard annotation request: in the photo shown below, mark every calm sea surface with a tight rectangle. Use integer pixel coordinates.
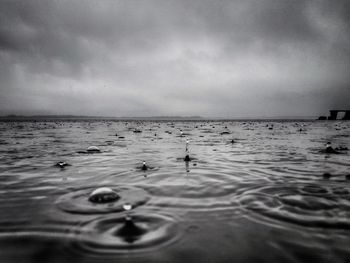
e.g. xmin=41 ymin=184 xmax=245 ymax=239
xmin=0 ymin=120 xmax=349 ymax=263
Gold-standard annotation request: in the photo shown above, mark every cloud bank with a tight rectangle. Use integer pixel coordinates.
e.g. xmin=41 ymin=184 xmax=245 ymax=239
xmin=1 ymin=0 xmax=350 ymax=117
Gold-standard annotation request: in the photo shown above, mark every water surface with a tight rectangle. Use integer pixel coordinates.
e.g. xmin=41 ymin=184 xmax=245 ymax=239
xmin=0 ymin=120 xmax=349 ymax=263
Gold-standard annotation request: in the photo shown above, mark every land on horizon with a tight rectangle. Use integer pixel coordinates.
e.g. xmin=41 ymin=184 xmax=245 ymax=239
xmin=0 ymin=114 xmax=319 ymax=121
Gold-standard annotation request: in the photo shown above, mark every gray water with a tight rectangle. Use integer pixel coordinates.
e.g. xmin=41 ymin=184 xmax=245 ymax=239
xmin=0 ymin=120 xmax=349 ymax=263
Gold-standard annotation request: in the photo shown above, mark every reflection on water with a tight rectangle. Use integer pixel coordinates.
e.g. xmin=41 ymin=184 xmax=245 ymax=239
xmin=0 ymin=120 xmax=349 ymax=263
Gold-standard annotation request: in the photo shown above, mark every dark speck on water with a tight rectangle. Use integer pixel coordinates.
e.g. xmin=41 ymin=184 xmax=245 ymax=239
xmin=54 ymin=161 xmax=69 ymax=168
xmin=0 ymin=120 xmax=349 ymax=263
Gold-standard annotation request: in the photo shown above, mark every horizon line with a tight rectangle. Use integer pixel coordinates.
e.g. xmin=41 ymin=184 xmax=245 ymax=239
xmin=0 ymin=114 xmax=319 ymax=120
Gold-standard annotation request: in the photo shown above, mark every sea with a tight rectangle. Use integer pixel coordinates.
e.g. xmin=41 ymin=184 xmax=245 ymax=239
xmin=0 ymin=119 xmax=349 ymax=263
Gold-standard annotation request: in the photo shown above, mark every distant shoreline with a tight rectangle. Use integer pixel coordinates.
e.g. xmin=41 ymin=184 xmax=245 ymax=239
xmin=0 ymin=115 xmax=320 ymax=122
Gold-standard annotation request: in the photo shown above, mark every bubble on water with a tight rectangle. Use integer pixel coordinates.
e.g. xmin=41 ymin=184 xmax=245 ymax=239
xmin=56 ymin=186 xmax=149 ymax=214
xmin=89 ymin=187 xmax=120 ymax=203
xmin=87 ymin=146 xmax=101 ymax=153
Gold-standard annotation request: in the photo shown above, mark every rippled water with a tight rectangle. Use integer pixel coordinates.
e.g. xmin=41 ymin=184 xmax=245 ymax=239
xmin=0 ymin=120 xmax=349 ymax=263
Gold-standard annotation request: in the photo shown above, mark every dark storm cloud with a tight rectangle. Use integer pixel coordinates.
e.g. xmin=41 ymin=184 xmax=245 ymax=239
xmin=0 ymin=0 xmax=349 ymax=117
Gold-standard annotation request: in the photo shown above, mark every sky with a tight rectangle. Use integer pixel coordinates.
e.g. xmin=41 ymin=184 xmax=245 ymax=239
xmin=0 ymin=0 xmax=350 ymax=118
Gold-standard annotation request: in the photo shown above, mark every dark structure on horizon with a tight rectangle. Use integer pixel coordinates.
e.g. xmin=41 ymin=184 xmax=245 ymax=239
xmin=319 ymin=110 xmax=350 ymax=120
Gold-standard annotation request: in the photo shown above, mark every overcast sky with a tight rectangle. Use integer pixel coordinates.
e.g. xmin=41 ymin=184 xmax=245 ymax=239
xmin=0 ymin=0 xmax=349 ymax=117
